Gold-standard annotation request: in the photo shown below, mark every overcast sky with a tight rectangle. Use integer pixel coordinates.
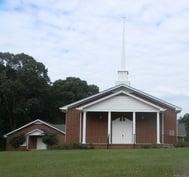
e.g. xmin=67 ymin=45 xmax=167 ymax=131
xmin=0 ymin=0 xmax=189 ymax=115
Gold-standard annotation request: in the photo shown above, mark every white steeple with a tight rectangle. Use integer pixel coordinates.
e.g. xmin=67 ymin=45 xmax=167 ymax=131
xmin=116 ymin=17 xmax=130 ymax=85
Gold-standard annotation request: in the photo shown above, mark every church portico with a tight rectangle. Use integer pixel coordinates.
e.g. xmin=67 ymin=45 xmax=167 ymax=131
xmin=81 ymin=111 xmax=162 ymax=145
xmin=79 ymin=91 xmax=164 ymax=146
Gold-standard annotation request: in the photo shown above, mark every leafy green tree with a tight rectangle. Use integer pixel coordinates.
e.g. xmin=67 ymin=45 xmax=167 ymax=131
xmin=179 ymin=114 xmax=189 ymax=127
xmin=179 ymin=113 xmax=189 ymax=141
xmin=50 ymin=77 xmax=99 ymax=122
xmin=0 ymin=52 xmax=50 ymax=133
xmin=52 ymin=77 xmax=99 ymax=105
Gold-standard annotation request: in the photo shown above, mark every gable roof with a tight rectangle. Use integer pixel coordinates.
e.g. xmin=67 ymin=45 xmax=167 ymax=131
xmin=77 ymin=91 xmax=166 ymax=112
xmin=4 ymin=119 xmax=65 ymax=138
xmin=60 ymin=84 xmax=181 ymax=112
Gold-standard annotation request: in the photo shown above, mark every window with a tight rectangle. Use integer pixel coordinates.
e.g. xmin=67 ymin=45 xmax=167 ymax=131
xmin=169 ymin=130 xmax=175 ymax=136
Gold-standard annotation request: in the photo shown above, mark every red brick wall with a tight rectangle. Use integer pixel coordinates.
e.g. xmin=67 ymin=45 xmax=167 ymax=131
xmin=86 ymin=112 xmax=108 ymax=143
xmin=164 ymin=109 xmax=177 ymax=144
xmin=136 ymin=113 xmax=156 ymax=143
xmin=65 ymin=108 xmax=81 ymax=143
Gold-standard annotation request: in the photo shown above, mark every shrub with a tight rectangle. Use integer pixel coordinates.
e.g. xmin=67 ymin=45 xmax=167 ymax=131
xmin=175 ymin=142 xmax=189 ymax=148
xmin=0 ymin=138 xmax=5 ymax=151
xmin=9 ymin=135 xmax=26 ymax=149
xmin=151 ymin=144 xmax=160 ymax=148
xmin=141 ymin=144 xmax=161 ymax=149
xmin=49 ymin=143 xmax=94 ymax=150
xmin=42 ymin=134 xmax=57 ymax=147
xmin=141 ymin=145 xmax=151 ymax=149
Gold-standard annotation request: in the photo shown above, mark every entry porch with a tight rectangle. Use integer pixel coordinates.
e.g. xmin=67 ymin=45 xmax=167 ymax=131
xmin=25 ymin=129 xmax=47 ymax=150
xmin=80 ymin=111 xmax=164 ymax=145
xmin=77 ymin=91 xmax=166 ymax=146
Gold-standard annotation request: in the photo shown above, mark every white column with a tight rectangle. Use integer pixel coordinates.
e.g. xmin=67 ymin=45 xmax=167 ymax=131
xmin=108 ymin=112 xmax=111 ymax=144
xmin=156 ymin=112 xmax=160 ymax=144
xmin=133 ymin=112 xmax=136 ymax=144
xmin=82 ymin=111 xmax=87 ymax=144
xmin=26 ymin=135 xmax=29 ymax=150
xmin=162 ymin=112 xmax=164 ymax=144
xmin=79 ymin=112 xmax=82 ymax=143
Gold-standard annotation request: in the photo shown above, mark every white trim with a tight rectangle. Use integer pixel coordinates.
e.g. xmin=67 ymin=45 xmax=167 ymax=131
xmin=26 ymin=129 xmax=45 ymax=136
xmin=162 ymin=113 xmax=164 ymax=144
xmin=65 ymin=110 xmax=68 ymax=143
xmin=26 ymin=135 xmax=29 ymax=150
xmin=79 ymin=112 xmax=82 ymax=143
xmin=108 ymin=112 xmax=111 ymax=144
xmin=77 ymin=110 xmax=161 ymax=112
xmin=133 ymin=112 xmax=136 ymax=144
xmin=82 ymin=111 xmax=87 ymax=144
xmin=4 ymin=119 xmax=65 ymax=138
xmin=156 ymin=112 xmax=160 ymax=144
xmin=77 ymin=91 xmax=166 ymax=112
xmin=59 ymin=84 xmax=181 ymax=112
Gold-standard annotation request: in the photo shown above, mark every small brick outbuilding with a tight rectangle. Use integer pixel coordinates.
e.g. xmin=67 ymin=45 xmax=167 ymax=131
xmin=4 ymin=119 xmax=65 ymax=150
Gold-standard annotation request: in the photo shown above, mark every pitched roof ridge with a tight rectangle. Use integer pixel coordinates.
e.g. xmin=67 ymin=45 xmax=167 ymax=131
xmin=60 ymin=84 xmax=181 ymax=112
xmin=4 ymin=119 xmax=65 ymax=138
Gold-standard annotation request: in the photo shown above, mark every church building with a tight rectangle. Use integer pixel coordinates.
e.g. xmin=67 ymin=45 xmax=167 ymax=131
xmin=60 ymin=21 xmax=181 ymax=148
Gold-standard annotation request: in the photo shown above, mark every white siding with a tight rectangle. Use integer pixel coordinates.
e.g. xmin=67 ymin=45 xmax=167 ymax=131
xmin=84 ymin=94 xmax=158 ymax=112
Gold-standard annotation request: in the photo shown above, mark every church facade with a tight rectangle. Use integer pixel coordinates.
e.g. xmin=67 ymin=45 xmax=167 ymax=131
xmin=60 ymin=84 xmax=181 ymax=148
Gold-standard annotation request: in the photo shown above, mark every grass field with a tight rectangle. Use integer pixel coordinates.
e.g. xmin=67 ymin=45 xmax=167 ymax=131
xmin=0 ymin=148 xmax=189 ymax=177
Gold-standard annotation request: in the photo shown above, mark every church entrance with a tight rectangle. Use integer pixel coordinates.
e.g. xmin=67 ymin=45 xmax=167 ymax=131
xmin=112 ymin=112 xmax=133 ymax=144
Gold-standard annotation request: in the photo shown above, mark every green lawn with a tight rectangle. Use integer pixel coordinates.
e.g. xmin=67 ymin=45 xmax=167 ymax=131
xmin=0 ymin=148 xmax=189 ymax=177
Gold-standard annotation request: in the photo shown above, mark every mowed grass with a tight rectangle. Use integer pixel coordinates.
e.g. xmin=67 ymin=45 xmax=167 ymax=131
xmin=0 ymin=148 xmax=189 ymax=177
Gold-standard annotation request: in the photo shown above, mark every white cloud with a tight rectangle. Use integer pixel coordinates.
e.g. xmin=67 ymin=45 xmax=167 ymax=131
xmin=0 ymin=0 xmax=189 ymax=114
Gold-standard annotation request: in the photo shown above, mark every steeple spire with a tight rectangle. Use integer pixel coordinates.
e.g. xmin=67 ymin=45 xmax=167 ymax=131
xmin=121 ymin=17 xmax=126 ymax=70
xmin=116 ymin=17 xmax=130 ymax=85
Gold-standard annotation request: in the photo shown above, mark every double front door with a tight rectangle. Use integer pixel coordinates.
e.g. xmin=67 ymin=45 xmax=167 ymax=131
xmin=112 ymin=117 xmax=133 ymax=144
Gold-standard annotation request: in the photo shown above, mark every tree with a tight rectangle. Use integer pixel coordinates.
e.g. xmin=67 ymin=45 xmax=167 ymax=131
xmin=179 ymin=113 xmax=189 ymax=141
xmin=50 ymin=77 xmax=99 ymax=122
xmin=179 ymin=114 xmax=189 ymax=127
xmin=0 ymin=52 xmax=50 ymax=134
